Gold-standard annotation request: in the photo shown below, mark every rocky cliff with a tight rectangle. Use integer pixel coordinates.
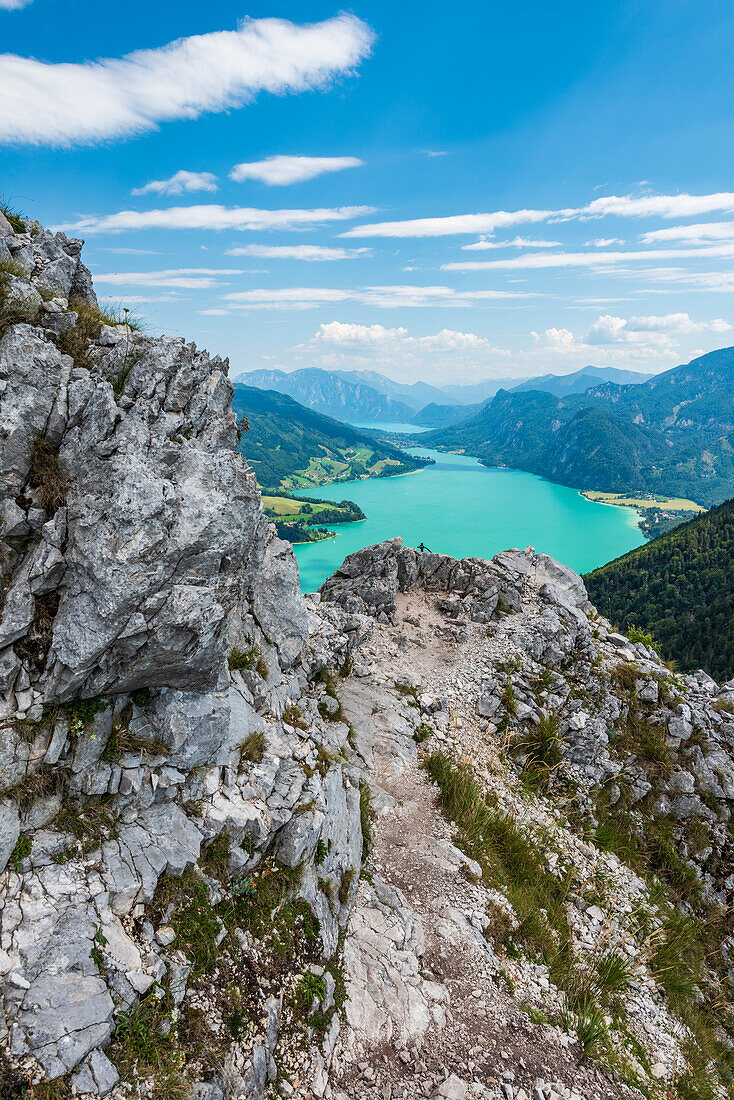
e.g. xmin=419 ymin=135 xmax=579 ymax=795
xmin=1 ymin=215 xmax=733 ymax=1100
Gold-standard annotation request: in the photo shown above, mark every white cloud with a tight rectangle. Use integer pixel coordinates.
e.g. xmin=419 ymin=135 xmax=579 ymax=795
xmin=587 ymin=313 xmax=731 ymax=345
xmin=586 ymin=238 xmax=624 ymax=247
xmin=640 ymin=221 xmax=734 ymax=244
xmin=342 ymin=209 xmax=555 ymax=239
xmin=532 ymin=328 xmax=576 ymax=348
xmin=443 ymin=242 xmax=734 ymax=271
xmin=0 ymin=0 xmax=33 ymax=9
xmin=199 ymin=308 xmax=230 ymax=316
xmin=54 ymin=204 xmax=375 ymax=234
xmin=462 ymin=236 xmax=563 ymax=251
xmin=229 ymin=155 xmax=362 ymax=185
xmin=342 ymin=191 xmax=734 ymax=239
xmin=314 ymin=321 xmax=408 ymax=344
xmin=313 ymin=321 xmax=499 ymax=351
xmin=100 ymin=247 xmax=161 ymax=255
xmin=225 ymin=243 xmax=370 ymax=261
xmin=528 ymin=312 xmax=730 ymax=360
xmin=575 ymin=193 xmax=734 ymax=220
xmin=0 ymin=14 xmax=374 ymax=146
xmin=94 ymin=267 xmax=242 ymax=289
xmin=132 ymin=170 xmax=218 ymax=197
xmin=223 ymin=285 xmax=533 ymax=310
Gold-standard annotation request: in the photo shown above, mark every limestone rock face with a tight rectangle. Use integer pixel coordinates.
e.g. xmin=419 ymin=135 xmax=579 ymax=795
xmin=0 ymin=213 xmax=309 ymax=710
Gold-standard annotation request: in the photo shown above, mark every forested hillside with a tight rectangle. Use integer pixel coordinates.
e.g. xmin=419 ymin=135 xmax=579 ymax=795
xmin=585 ymin=498 xmax=734 ymax=681
xmin=425 ymin=347 xmax=734 ymax=506
xmin=231 ymin=384 xmax=429 ymax=489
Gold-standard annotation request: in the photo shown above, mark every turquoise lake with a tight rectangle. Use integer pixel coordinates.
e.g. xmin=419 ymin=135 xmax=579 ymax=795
xmin=292 ymin=444 xmax=644 ymax=593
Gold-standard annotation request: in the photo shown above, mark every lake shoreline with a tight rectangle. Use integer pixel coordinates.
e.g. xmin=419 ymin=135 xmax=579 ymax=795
xmin=292 ymin=446 xmax=645 ymax=593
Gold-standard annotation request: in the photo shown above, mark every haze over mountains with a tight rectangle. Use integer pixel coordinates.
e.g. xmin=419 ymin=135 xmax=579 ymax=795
xmin=237 ymin=363 xmax=653 ymax=426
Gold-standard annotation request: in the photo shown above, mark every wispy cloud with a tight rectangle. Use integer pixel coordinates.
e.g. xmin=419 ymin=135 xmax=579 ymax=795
xmin=342 ymin=209 xmax=555 ymax=239
xmin=54 ymin=204 xmax=375 ymax=234
xmin=462 ymin=236 xmax=563 ymax=251
xmin=0 ymin=14 xmax=374 ymax=146
xmin=342 ymin=191 xmax=734 ymax=238
xmin=132 ymin=170 xmax=218 ymax=197
xmin=223 ymin=285 xmax=533 ymax=309
xmin=100 ymin=247 xmax=162 ymax=255
xmin=230 ymin=155 xmax=362 ymax=185
xmin=0 ymin=0 xmax=33 ymax=9
xmin=640 ymin=221 xmax=734 ymax=244
xmin=225 ymin=243 xmax=370 ymax=261
xmin=443 ymin=243 xmax=734 ymax=271
xmin=95 ymin=267 xmax=243 ymax=289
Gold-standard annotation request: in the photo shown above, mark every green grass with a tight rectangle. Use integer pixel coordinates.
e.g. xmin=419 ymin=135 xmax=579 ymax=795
xmin=239 ymin=730 xmax=266 ymax=766
xmin=0 ymin=201 xmax=27 ymax=234
xmin=283 ymin=702 xmax=308 ymax=730
xmin=513 ymin=712 xmax=562 ymax=791
xmin=424 ymin=752 xmax=573 ymax=961
xmin=110 ymin=993 xmax=190 ymax=1100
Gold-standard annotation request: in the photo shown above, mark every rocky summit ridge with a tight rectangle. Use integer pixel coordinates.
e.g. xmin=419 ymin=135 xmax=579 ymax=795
xmin=1 ymin=214 xmax=734 ymax=1100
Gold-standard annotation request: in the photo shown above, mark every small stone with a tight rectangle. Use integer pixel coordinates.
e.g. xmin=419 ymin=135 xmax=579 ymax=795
xmin=126 ymin=970 xmax=155 ymax=994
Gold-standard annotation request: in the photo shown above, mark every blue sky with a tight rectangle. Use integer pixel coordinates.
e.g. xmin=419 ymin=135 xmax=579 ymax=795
xmin=4 ymin=0 xmax=734 ymax=384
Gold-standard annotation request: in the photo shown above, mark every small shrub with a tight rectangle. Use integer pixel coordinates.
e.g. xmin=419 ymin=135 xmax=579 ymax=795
xmin=593 ymin=950 xmax=634 ymax=999
xmin=394 ymin=679 xmax=419 ymax=707
xmin=338 ymin=867 xmax=356 ymax=905
xmin=414 ymin=722 xmax=432 ymax=744
xmin=223 ymin=986 xmax=250 ymax=1040
xmin=561 ymin=994 xmax=609 ymax=1059
xmin=28 ymin=436 xmax=66 ymax=515
xmin=359 ymin=779 xmax=373 ymax=862
xmin=514 ymin=712 xmax=562 ymax=791
xmin=501 ymin=680 xmax=518 ymax=716
xmin=610 ymin=661 xmax=642 ymax=693
xmin=239 ymin=730 xmax=266 ymax=766
xmin=627 ymin=625 xmax=660 ymax=652
xmin=283 ymin=703 xmax=308 ymax=730
xmin=293 ymin=971 xmax=326 ymax=1016
xmin=315 ymin=838 xmax=327 ymax=867
xmin=9 ymin=833 xmax=32 ymax=871
xmin=228 ymin=643 xmax=267 ymax=677
xmin=199 ymin=832 xmax=231 ymax=884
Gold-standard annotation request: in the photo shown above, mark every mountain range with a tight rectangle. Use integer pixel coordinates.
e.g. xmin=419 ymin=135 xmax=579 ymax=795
xmin=424 ymin=348 xmax=734 ymax=507
xmin=237 ymin=364 xmax=653 ymax=426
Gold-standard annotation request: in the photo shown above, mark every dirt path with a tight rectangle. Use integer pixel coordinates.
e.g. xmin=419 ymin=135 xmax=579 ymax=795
xmin=328 ymin=590 xmax=639 ymax=1100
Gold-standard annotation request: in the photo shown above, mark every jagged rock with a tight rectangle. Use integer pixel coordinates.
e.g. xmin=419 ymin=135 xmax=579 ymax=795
xmin=71 ymin=1049 xmax=119 ymax=1096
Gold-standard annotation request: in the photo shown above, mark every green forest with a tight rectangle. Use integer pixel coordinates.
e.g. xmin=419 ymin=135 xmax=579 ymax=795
xmin=585 ymin=498 xmax=734 ymax=682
